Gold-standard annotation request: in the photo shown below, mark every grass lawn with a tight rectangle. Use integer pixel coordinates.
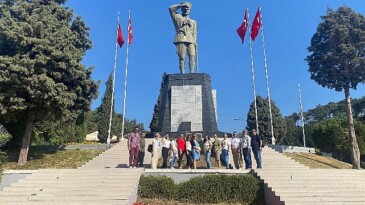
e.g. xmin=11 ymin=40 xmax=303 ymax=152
xmin=284 ymin=153 xmax=352 ymax=169
xmin=0 ymin=147 xmax=102 ymax=180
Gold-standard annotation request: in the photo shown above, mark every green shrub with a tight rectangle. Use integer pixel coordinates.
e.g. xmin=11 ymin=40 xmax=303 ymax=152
xmin=0 ymin=151 xmax=7 ymax=164
xmin=138 ymin=174 xmax=262 ymax=204
xmin=178 ymin=174 xmax=261 ymax=204
xmin=138 ymin=175 xmax=178 ymax=199
xmin=0 ymin=133 xmax=11 ymax=148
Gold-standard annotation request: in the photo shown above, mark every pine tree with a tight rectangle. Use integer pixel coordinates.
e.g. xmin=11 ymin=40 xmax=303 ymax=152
xmin=306 ymin=6 xmax=365 ymax=168
xmin=0 ymin=0 xmax=98 ymax=164
xmin=98 ymin=72 xmax=114 ymax=143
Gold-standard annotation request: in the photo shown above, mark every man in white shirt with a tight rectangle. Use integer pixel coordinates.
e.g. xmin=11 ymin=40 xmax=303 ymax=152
xmin=241 ymin=129 xmax=252 ymax=169
xmin=231 ymin=132 xmax=242 ymax=169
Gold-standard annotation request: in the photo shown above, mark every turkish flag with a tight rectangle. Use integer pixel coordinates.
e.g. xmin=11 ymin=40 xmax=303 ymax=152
xmin=128 ymin=18 xmax=133 ymax=44
xmin=117 ymin=23 xmax=125 ymax=47
xmin=251 ymin=7 xmax=261 ymax=41
xmin=236 ymin=9 xmax=249 ymax=44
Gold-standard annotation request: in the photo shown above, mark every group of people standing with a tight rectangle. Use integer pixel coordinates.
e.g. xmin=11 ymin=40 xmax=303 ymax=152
xmin=225 ymin=129 xmax=263 ymax=169
xmin=127 ymin=126 xmax=263 ymax=169
xmin=151 ymin=133 xmax=203 ymax=169
xmin=150 ymin=129 xmax=263 ymax=170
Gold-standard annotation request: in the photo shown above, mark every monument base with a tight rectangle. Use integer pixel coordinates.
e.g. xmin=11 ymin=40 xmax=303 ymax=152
xmin=156 ymin=73 xmax=218 ymax=136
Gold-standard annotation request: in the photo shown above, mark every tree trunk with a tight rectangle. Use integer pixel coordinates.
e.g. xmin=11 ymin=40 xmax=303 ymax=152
xmin=18 ymin=111 xmax=35 ymax=165
xmin=344 ymin=86 xmax=361 ymax=169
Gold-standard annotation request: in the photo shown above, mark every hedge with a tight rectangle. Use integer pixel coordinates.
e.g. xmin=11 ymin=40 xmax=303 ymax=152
xmin=138 ymin=175 xmax=178 ymax=199
xmin=138 ymin=174 xmax=262 ymax=204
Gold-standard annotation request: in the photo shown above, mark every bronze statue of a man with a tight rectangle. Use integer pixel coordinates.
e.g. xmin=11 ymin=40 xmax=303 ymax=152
xmin=169 ymin=2 xmax=197 ymax=74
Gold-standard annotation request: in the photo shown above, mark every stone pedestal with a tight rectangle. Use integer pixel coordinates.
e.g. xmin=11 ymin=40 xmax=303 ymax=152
xmin=157 ymin=73 xmax=218 ymax=135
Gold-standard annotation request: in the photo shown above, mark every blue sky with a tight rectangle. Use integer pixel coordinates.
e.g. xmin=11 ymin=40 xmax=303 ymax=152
xmin=66 ymin=0 xmax=365 ymax=133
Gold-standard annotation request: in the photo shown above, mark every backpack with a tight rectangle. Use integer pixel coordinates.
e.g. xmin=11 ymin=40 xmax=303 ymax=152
xmin=147 ymin=144 xmax=153 ymax=153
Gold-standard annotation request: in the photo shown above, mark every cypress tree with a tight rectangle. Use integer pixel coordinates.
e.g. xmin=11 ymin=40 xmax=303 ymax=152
xmin=98 ymin=72 xmax=114 ymax=143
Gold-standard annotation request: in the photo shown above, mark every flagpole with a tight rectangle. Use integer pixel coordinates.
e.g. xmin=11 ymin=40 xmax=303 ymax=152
xmin=107 ymin=13 xmax=120 ymax=144
xmin=298 ymin=83 xmax=306 ymax=147
xmin=259 ymin=6 xmax=275 ymax=145
xmin=121 ymin=11 xmax=131 ymax=141
xmin=247 ymin=8 xmax=259 ymax=133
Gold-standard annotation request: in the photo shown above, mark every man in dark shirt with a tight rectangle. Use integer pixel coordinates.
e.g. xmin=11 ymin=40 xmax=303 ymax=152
xmin=251 ymin=129 xmax=262 ymax=169
xmin=137 ymin=132 xmax=146 ymax=168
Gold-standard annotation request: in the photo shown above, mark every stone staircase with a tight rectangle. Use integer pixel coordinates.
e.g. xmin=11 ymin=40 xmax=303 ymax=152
xmin=254 ymin=147 xmax=365 ymax=205
xmin=0 ymin=140 xmax=143 ymax=205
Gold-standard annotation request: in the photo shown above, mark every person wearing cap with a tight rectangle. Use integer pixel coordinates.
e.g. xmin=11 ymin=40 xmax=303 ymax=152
xmin=241 ymin=129 xmax=252 ymax=169
xmin=169 ymin=2 xmax=197 ymax=74
xmin=231 ymin=131 xmax=242 ymax=169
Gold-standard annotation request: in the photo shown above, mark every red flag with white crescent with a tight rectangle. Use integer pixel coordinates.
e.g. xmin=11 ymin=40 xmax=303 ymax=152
xmin=128 ymin=17 xmax=133 ymax=44
xmin=236 ymin=9 xmax=249 ymax=44
xmin=117 ymin=23 xmax=125 ymax=47
xmin=251 ymin=6 xmax=261 ymax=41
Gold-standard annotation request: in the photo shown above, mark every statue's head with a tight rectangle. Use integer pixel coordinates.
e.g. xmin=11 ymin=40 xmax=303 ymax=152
xmin=181 ymin=2 xmax=192 ymax=16
xmin=181 ymin=2 xmax=192 ymax=9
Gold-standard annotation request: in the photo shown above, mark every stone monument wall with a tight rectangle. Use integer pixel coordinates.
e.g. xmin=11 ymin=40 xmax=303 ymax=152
xmin=157 ymin=73 xmax=218 ymax=135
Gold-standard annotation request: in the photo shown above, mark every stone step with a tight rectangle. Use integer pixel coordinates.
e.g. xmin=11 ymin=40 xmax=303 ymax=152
xmin=271 ymin=187 xmax=365 ymax=192
xmin=280 ymin=196 xmax=365 ymax=202
xmin=0 ymin=195 xmax=130 ymax=201
xmin=11 ymin=183 xmax=138 ymax=188
xmin=0 ymin=190 xmax=131 ymax=196
xmin=264 ymin=179 xmax=365 ymax=183
xmin=267 ymin=183 xmax=365 ymax=188
xmin=3 ymin=186 xmax=135 ymax=192
xmin=275 ymin=191 xmax=365 ymax=197
xmin=24 ymin=175 xmax=140 ymax=180
xmin=2 ymin=200 xmax=128 ymax=205
xmin=16 ymin=178 xmax=139 ymax=184
xmin=284 ymin=201 xmax=365 ymax=205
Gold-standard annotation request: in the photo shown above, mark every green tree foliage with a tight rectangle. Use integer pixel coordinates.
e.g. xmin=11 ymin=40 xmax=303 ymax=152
xmin=247 ymin=96 xmax=287 ymax=144
xmin=112 ymin=115 xmax=144 ymax=139
xmin=97 ymin=72 xmax=114 ymax=143
xmin=306 ymin=6 xmax=365 ymax=169
xmin=312 ymin=117 xmax=365 ymax=162
xmin=0 ymin=123 xmax=11 ymax=148
xmin=150 ymin=72 xmax=167 ymax=132
xmin=85 ymin=110 xmax=99 ymax=134
xmin=74 ymin=112 xmax=87 ymax=143
xmin=284 ymin=113 xmax=302 ymax=146
xmin=0 ymin=0 xmax=98 ymax=164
